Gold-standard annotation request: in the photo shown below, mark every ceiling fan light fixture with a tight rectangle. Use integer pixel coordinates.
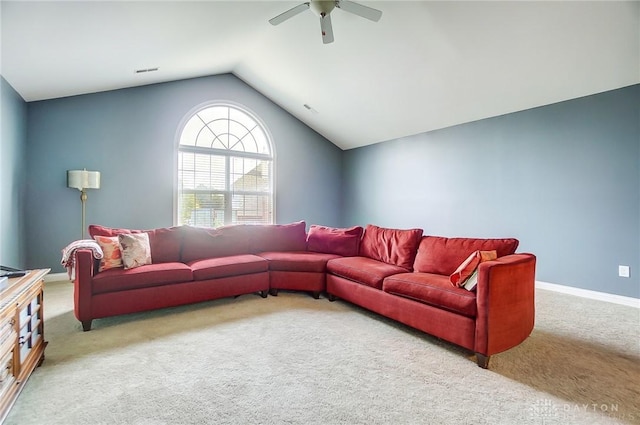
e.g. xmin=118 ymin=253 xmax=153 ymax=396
xmin=269 ymin=0 xmax=382 ymax=44
xmin=309 ymin=0 xmax=336 ymax=17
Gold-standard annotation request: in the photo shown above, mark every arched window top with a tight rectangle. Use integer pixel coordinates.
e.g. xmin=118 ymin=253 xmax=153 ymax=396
xmin=176 ymin=103 xmax=274 ymax=227
xmin=179 ymin=104 xmax=271 ymax=156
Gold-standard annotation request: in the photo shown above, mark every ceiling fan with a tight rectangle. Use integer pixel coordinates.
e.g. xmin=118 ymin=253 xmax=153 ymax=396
xmin=269 ymin=0 xmax=383 ymax=44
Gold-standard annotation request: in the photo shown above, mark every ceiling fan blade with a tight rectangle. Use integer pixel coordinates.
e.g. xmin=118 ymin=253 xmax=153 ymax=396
xmin=269 ymin=2 xmax=310 ymax=26
xmin=320 ymin=14 xmax=334 ymax=44
xmin=336 ymin=0 xmax=382 ymax=22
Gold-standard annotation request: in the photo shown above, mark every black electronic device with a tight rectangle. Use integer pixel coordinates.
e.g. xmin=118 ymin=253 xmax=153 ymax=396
xmin=0 ymin=265 xmax=27 ymax=278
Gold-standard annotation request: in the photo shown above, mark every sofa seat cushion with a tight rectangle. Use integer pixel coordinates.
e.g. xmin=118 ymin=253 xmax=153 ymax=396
xmin=327 ymin=256 xmax=408 ymax=290
xmin=92 ymin=262 xmax=193 ymax=294
xmin=383 ymin=272 xmax=477 ymax=317
xmin=188 ymin=254 xmax=268 ymax=281
xmin=259 ymin=251 xmax=341 ymax=273
xmin=413 ymin=236 xmax=519 ymax=275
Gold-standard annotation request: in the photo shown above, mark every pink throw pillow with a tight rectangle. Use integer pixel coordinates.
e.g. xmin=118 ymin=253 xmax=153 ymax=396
xmin=450 ymin=250 xmax=497 ymax=287
xmin=94 ymin=235 xmax=123 ymax=272
xmin=307 ymin=225 xmax=363 ymax=257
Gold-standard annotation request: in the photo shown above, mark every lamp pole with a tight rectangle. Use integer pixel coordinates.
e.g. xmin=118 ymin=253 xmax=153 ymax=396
xmin=80 ymin=189 xmax=88 ymax=239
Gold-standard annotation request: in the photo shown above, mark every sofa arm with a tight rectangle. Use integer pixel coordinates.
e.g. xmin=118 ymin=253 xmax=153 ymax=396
xmin=474 ymin=253 xmax=536 ymax=362
xmin=73 ymin=249 xmax=97 ymax=329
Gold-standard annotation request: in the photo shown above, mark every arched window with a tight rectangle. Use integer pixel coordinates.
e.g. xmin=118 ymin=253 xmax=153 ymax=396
xmin=176 ymin=104 xmax=274 ymax=227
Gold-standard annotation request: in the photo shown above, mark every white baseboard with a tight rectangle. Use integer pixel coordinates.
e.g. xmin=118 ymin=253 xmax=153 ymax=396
xmin=536 ymin=280 xmax=639 ymax=309
xmin=44 ymin=272 xmax=70 ymax=283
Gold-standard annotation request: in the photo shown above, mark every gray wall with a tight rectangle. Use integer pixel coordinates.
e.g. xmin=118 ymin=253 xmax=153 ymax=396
xmin=25 ymin=74 xmax=343 ymax=272
xmin=343 ymin=85 xmax=640 ymax=299
xmin=7 ymin=73 xmax=640 ymax=299
xmin=0 ymin=76 xmax=27 ymax=269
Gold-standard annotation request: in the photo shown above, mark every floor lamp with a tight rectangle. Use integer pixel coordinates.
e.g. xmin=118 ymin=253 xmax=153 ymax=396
xmin=67 ymin=169 xmax=101 ymax=239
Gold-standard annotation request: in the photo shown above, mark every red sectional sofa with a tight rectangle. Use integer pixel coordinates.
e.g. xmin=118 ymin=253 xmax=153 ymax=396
xmin=71 ymin=221 xmax=536 ymax=368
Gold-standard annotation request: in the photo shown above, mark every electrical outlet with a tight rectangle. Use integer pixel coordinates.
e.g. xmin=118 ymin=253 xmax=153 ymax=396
xmin=618 ymin=265 xmax=630 ymax=278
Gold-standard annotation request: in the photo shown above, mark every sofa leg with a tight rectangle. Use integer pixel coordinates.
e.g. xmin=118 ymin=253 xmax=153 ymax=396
xmin=476 ymin=353 xmax=490 ymax=369
xmin=269 ymin=288 xmax=279 ymax=296
xmin=259 ymin=290 xmax=268 ymax=299
xmin=311 ymin=291 xmax=320 ymax=300
xmin=327 ymin=293 xmax=336 ymax=302
xmin=81 ymin=320 xmax=92 ymax=332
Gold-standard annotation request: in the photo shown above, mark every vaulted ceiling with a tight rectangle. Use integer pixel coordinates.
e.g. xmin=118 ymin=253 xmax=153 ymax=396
xmin=2 ymin=1 xmax=638 ymax=150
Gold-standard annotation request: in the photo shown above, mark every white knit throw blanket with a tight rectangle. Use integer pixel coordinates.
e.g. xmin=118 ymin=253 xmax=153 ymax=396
xmin=61 ymin=239 xmax=103 ymax=280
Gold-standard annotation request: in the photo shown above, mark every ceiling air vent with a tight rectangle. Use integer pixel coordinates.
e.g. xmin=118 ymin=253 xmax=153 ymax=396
xmin=303 ymin=104 xmax=318 ymax=114
xmin=134 ymin=67 xmax=159 ymax=74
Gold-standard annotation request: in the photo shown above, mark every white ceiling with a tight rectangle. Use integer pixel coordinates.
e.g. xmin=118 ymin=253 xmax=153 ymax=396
xmin=1 ymin=1 xmax=638 ymax=150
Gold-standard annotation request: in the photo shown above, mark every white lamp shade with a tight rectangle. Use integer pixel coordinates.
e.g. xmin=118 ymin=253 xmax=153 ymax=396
xmin=67 ymin=170 xmax=101 ymax=190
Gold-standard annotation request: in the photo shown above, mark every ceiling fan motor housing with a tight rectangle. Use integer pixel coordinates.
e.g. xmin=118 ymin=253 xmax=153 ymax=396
xmin=310 ymin=0 xmax=336 ymax=17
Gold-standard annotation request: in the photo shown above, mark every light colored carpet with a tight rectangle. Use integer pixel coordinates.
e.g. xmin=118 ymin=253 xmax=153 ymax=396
xmin=5 ymin=281 xmax=639 ymax=425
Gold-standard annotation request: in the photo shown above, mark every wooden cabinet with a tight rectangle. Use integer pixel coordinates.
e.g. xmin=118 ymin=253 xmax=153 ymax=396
xmin=0 ymin=269 xmax=48 ymax=423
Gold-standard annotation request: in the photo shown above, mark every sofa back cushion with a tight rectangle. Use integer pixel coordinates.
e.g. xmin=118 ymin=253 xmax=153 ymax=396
xmin=413 ymin=236 xmax=519 ymax=275
xmin=307 ymin=225 xmax=363 ymax=257
xmin=249 ymin=221 xmax=307 ymax=253
xmin=359 ymin=224 xmax=423 ymax=270
xmin=88 ymin=224 xmax=184 ymax=264
xmin=144 ymin=227 xmax=184 ymax=263
xmin=181 ymin=225 xmax=251 ymax=263
xmin=89 ymin=224 xmax=139 ymax=238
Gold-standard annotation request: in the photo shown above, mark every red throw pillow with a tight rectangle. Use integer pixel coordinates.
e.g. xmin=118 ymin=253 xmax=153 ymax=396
xmin=450 ymin=250 xmax=497 ymax=287
xmin=307 ymin=225 xmax=363 ymax=257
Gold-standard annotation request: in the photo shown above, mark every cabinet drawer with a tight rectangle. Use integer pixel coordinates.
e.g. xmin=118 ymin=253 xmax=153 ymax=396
xmin=0 ymin=347 xmax=15 ymax=398
xmin=0 ymin=319 xmax=15 ymax=347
